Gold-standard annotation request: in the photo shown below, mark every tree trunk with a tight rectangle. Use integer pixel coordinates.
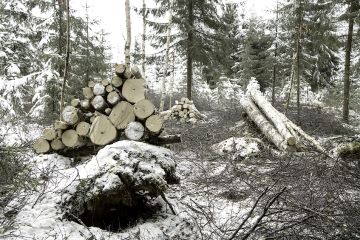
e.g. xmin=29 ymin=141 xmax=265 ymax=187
xmin=296 ymin=0 xmax=303 ymax=119
xmin=342 ymin=1 xmax=356 ymax=123
xmin=186 ymin=0 xmax=194 ymax=100
xmin=168 ymin=51 xmax=175 ymax=108
xmin=272 ymin=0 xmax=278 ymax=106
xmin=91 ymin=95 xmax=106 ymax=111
xmin=142 ymin=0 xmax=146 ymax=78
xmin=159 ymin=0 xmax=174 ymax=112
xmin=60 ymin=0 xmax=70 ymax=121
xmin=125 ymin=122 xmax=145 ymax=140
xmin=89 ymin=116 xmax=117 ymax=145
xmin=240 ymin=96 xmax=288 ymax=151
xmin=125 ymin=0 xmax=131 ymax=68
xmin=248 ymin=87 xmax=296 ymax=146
xmin=51 ymin=139 xmax=65 ymax=151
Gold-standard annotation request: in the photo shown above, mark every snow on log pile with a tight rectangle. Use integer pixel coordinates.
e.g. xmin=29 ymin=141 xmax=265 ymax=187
xmin=33 ymin=64 xmax=179 ymax=154
xmin=1 ymin=141 xmax=197 ymax=239
xmin=162 ymin=97 xmax=206 ymax=124
xmin=240 ymin=78 xmax=327 ymax=153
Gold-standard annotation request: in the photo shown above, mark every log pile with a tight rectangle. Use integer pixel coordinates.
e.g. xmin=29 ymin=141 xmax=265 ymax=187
xmin=33 ymin=64 xmax=172 ymax=154
xmin=240 ymin=78 xmax=327 ymax=153
xmin=162 ymin=97 xmax=206 ymax=124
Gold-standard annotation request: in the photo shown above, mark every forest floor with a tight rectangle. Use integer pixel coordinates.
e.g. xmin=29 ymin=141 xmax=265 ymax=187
xmin=163 ymin=105 xmax=360 ymax=239
xmin=1 ymin=105 xmax=360 ymax=239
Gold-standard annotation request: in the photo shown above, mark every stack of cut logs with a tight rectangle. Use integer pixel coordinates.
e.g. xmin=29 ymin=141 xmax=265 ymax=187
xmin=163 ymin=97 xmax=205 ymax=123
xmin=33 ymin=64 xmax=164 ymax=154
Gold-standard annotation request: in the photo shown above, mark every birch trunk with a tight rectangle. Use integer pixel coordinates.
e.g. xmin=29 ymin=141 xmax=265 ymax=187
xmin=142 ymin=0 xmax=146 ymax=79
xmin=240 ymin=96 xmax=287 ymax=151
xmin=159 ymin=0 xmax=174 ymax=112
xmin=168 ymin=51 xmax=175 ymax=108
xmin=124 ymin=0 xmax=131 ymax=68
xmin=248 ymin=88 xmax=296 ymax=146
xmin=60 ymin=0 xmax=70 ymax=121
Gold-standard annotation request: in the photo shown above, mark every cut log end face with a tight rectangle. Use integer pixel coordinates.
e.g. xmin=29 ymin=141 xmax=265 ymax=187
xmin=43 ymin=128 xmax=57 ymax=141
xmin=76 ymin=121 xmax=91 ymax=136
xmin=122 ymin=79 xmax=145 ymax=103
xmin=33 ymin=138 xmax=50 ymax=154
xmin=93 ymin=83 xmax=105 ymax=96
xmin=51 ymin=139 xmax=65 ymax=151
xmin=134 ymin=99 xmax=155 ymax=120
xmin=62 ymin=129 xmax=81 ymax=148
xmin=91 ymin=95 xmax=106 ymax=110
xmin=111 ymin=76 xmax=123 ymax=88
xmin=145 ymin=115 xmax=163 ymax=134
xmin=109 ymin=101 xmax=135 ymax=129
xmin=107 ymin=91 xmax=120 ymax=105
xmin=125 ymin=121 xmax=145 ymax=140
xmin=62 ymin=106 xmax=79 ymax=125
xmin=89 ymin=116 xmax=117 ymax=145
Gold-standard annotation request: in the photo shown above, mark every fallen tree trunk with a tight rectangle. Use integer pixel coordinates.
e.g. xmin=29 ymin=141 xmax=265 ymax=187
xmin=248 ymin=87 xmax=296 ymax=146
xmin=240 ymin=96 xmax=288 ymax=151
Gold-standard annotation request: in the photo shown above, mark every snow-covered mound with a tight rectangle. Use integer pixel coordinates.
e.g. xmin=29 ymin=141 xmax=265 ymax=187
xmin=211 ymin=137 xmax=261 ymax=160
xmin=0 ymin=141 xmax=197 ymax=240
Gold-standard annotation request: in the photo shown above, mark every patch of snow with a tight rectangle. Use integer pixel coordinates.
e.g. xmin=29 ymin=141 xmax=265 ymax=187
xmin=0 ymin=141 xmax=191 ymax=240
xmin=211 ymin=137 xmax=260 ymax=160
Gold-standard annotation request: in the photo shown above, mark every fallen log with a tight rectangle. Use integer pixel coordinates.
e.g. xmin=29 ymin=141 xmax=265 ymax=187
xmin=248 ymin=85 xmax=296 ymax=146
xmin=240 ymin=96 xmax=288 ymax=151
xmin=146 ymin=134 xmax=181 ymax=146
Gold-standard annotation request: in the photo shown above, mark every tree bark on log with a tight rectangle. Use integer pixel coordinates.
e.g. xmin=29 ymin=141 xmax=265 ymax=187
xmin=89 ymin=116 xmax=117 ymax=145
xmin=240 ymin=96 xmax=288 ymax=151
xmin=125 ymin=121 xmax=145 ymax=140
xmin=248 ymin=88 xmax=296 ymax=146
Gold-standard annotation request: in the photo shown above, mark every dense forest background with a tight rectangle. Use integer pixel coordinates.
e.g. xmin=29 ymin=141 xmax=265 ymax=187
xmin=0 ymin=0 xmax=359 ymax=124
